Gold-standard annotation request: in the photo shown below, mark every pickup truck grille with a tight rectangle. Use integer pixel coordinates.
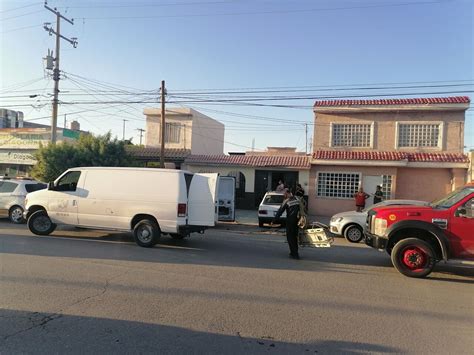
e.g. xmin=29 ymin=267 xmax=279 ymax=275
xmin=366 ymin=210 xmax=377 ymax=233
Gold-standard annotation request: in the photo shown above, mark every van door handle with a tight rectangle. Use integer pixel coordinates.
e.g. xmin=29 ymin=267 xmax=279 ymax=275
xmin=72 ymin=200 xmax=77 ymax=206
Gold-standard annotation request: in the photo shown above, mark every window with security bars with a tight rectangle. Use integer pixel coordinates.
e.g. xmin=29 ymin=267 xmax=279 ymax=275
xmin=317 ymin=172 xmax=360 ymax=198
xmin=332 ymin=124 xmax=372 ymax=147
xmin=398 ymin=123 xmax=440 ymax=147
xmin=160 ymin=123 xmax=181 ymax=143
xmin=382 ymin=175 xmax=393 ymax=199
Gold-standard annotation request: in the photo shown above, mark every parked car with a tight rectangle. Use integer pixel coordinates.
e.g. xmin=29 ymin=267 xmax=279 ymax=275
xmin=365 ymin=183 xmax=474 ymax=278
xmin=330 ymin=199 xmax=428 ymax=243
xmin=24 ymin=167 xmax=219 ymax=247
xmin=0 ymin=177 xmax=46 ymax=223
xmin=258 ymin=192 xmax=286 ymax=227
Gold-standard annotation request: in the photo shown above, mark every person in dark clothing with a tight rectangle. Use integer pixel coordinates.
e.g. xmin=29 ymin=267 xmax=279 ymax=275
xmin=272 ymin=189 xmax=301 ymax=259
xmin=373 ymin=185 xmax=384 ymax=204
xmin=295 ymin=183 xmax=305 ymax=198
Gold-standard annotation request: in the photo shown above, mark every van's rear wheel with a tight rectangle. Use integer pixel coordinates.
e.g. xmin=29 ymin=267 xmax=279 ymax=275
xmin=27 ymin=210 xmax=56 ymax=236
xmin=133 ymin=219 xmax=160 ymax=247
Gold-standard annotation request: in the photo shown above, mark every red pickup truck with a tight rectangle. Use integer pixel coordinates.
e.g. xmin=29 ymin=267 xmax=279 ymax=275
xmin=365 ymin=183 xmax=474 ymax=278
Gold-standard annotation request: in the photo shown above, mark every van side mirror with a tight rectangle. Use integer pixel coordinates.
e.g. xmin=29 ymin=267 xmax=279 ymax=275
xmin=47 ymin=181 xmax=55 ymax=190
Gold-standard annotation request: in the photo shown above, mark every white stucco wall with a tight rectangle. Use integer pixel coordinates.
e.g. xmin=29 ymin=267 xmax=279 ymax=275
xmin=190 ymin=112 xmax=225 ymax=155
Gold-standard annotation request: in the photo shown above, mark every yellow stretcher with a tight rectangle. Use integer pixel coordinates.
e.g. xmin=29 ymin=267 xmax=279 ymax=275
xmin=298 ymin=222 xmax=335 ymax=248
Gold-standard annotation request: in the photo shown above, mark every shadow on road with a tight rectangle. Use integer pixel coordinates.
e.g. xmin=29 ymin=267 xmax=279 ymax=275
xmin=0 ymin=309 xmax=401 ymax=354
xmin=1 ymin=219 xmax=473 ymax=281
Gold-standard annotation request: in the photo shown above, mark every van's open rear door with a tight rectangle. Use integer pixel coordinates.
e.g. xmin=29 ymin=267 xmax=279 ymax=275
xmin=188 ymin=173 xmax=219 ymax=226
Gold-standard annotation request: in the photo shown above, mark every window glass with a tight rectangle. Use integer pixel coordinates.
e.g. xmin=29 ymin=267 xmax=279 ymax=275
xmin=263 ymin=195 xmax=284 ymax=205
xmin=398 ymin=123 xmax=440 ymax=147
xmin=0 ymin=181 xmax=18 ymax=193
xmin=56 ymin=171 xmax=81 ymax=192
xmin=25 ymin=183 xmax=47 ymax=193
xmin=431 ymin=187 xmax=474 ymax=208
xmin=317 ymin=172 xmax=360 ymax=198
xmin=332 ymin=124 xmax=371 ymax=147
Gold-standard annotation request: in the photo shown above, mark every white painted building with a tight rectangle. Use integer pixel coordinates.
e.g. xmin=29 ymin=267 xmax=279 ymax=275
xmin=143 ymin=107 xmax=225 ymax=155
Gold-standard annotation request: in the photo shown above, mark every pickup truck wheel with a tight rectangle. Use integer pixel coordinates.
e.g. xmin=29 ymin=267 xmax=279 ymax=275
xmin=391 ymin=238 xmax=435 ymax=278
xmin=9 ymin=205 xmax=25 ymax=224
xmin=133 ymin=219 xmax=160 ymax=247
xmin=27 ymin=210 xmax=56 ymax=236
xmin=344 ymin=225 xmax=364 ymax=243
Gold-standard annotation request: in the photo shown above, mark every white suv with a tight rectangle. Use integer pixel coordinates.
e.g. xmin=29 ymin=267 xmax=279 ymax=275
xmin=0 ymin=178 xmax=46 ymax=223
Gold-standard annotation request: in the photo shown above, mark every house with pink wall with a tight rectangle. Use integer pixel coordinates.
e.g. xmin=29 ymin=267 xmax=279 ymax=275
xmin=308 ymin=96 xmax=471 ymax=217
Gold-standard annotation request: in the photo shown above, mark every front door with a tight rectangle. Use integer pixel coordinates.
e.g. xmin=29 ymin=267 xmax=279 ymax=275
xmin=48 ymin=171 xmax=82 ymax=225
xmin=448 ymin=197 xmax=474 ymax=259
xmin=363 ymin=175 xmax=383 ymax=207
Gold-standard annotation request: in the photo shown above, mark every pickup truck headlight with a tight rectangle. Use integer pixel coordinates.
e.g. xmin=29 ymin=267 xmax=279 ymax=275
xmin=374 ymin=218 xmax=388 ymax=236
xmin=331 ymin=217 xmax=343 ymax=223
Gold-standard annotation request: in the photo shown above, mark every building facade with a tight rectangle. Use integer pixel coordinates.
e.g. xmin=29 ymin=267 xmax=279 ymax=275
xmin=183 ymin=148 xmax=311 ymax=209
xmin=308 ymin=96 xmax=470 ymax=216
xmin=0 ymin=122 xmax=84 ymax=177
xmin=144 ymin=107 xmax=225 ymax=155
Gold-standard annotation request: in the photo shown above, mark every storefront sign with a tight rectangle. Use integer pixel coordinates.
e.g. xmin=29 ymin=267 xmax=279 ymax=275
xmin=0 ymin=131 xmax=50 ymax=149
xmin=0 ymin=151 xmax=37 ymax=165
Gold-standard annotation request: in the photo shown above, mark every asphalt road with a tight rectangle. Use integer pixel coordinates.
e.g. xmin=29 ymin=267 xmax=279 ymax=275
xmin=1 ymin=220 xmax=473 ymax=354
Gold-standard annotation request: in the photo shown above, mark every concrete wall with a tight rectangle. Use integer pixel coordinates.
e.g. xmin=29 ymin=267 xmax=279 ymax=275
xmin=313 ymin=110 xmax=465 ymax=153
xmin=308 ymin=165 xmax=398 ymax=216
xmin=144 ymin=108 xmax=224 ymax=154
xmin=190 ymin=112 xmax=225 ymax=155
xmin=469 ymin=151 xmax=474 ymax=182
xmin=308 ymin=164 xmax=467 ymax=216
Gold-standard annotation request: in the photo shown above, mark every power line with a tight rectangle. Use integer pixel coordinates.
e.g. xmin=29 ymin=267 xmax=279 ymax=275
xmin=56 ymin=1 xmax=236 ymax=9
xmin=76 ymin=1 xmax=446 ymax=20
xmin=0 ymin=9 xmax=43 ymax=21
xmin=0 ymin=2 xmax=41 ymax=13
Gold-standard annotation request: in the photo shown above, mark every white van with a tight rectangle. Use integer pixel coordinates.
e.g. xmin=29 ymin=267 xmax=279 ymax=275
xmin=24 ymin=167 xmax=219 ymax=247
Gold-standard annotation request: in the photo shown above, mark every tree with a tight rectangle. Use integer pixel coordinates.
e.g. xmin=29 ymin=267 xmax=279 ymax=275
xmin=31 ymin=133 xmax=136 ymax=182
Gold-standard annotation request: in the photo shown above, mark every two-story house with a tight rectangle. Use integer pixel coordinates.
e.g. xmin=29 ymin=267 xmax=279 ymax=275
xmin=128 ymin=107 xmax=225 ymax=168
xmin=308 ymin=96 xmax=470 ymax=216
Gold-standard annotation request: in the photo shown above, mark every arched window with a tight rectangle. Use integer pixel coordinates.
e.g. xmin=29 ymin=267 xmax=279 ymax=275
xmin=228 ymin=171 xmax=246 ymax=198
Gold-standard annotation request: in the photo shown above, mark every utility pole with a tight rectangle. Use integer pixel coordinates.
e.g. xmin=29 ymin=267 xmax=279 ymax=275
xmin=63 ymin=113 xmax=67 ymax=128
xmin=43 ymin=1 xmax=77 ymax=144
xmin=136 ymin=128 xmax=145 ymax=145
xmin=160 ymin=80 xmax=166 ymax=168
xmin=122 ymin=119 xmax=128 ymax=140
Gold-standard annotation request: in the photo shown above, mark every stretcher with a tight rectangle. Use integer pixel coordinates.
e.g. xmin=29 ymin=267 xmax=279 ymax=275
xmin=298 ymin=221 xmax=335 ymax=248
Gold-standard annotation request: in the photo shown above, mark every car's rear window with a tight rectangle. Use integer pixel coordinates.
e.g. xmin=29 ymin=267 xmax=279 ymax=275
xmin=25 ymin=183 xmax=47 ymax=193
xmin=263 ymin=195 xmax=284 ymax=205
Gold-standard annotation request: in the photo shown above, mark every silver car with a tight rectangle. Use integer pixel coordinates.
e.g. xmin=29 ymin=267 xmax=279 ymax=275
xmin=0 ymin=178 xmax=46 ymax=223
xmin=329 ymin=199 xmax=428 ymax=243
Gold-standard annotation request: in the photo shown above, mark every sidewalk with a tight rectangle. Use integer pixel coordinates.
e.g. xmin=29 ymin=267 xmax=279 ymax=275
xmin=233 ymin=209 xmax=330 ymax=226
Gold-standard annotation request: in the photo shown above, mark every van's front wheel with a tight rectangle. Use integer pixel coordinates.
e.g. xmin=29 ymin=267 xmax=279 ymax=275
xmin=133 ymin=220 xmax=160 ymax=247
xmin=28 ymin=210 xmax=56 ymax=236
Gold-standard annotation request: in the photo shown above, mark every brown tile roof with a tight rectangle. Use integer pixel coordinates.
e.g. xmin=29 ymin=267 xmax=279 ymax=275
xmin=313 ymin=150 xmax=469 ymax=163
xmin=126 ymin=147 xmax=191 ymax=160
xmin=314 ymin=96 xmax=470 ymax=107
xmin=185 ymin=155 xmax=311 ymax=169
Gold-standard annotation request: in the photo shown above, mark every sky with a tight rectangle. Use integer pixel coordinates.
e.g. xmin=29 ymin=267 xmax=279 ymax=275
xmin=1 ymin=0 xmax=473 ymax=153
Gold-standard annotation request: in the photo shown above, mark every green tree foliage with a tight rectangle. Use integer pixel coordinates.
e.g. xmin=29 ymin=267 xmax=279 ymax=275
xmin=31 ymin=133 xmax=135 ymax=182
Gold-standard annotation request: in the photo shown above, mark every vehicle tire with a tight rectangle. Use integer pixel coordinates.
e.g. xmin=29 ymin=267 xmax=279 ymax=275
xmin=258 ymin=219 xmax=264 ymax=228
xmin=343 ymin=224 xmax=364 ymax=243
xmin=170 ymin=233 xmax=185 ymax=240
xmin=9 ymin=205 xmax=25 ymax=224
xmin=133 ymin=219 xmax=160 ymax=247
xmin=391 ymin=238 xmax=436 ymax=278
xmin=27 ymin=210 xmax=56 ymax=236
